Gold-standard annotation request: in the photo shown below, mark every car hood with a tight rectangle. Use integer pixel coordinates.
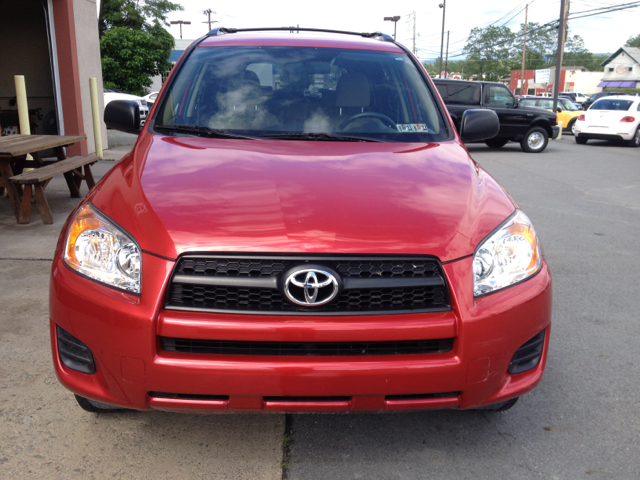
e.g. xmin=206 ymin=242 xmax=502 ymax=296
xmin=90 ymin=135 xmax=517 ymax=262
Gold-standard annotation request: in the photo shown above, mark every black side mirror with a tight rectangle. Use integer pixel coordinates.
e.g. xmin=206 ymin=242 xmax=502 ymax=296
xmin=104 ymin=100 xmax=142 ymax=134
xmin=557 ymin=108 xmax=562 ymax=113
xmin=459 ymin=109 xmax=500 ymax=142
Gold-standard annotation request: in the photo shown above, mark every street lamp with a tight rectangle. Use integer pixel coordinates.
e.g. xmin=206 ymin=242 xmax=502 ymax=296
xmin=384 ymin=16 xmax=401 ymax=41
xmin=170 ymin=20 xmax=191 ymax=39
xmin=439 ymin=1 xmax=446 ymax=79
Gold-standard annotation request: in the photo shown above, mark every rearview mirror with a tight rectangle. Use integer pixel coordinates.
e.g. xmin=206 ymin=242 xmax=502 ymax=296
xmin=104 ymin=100 xmax=142 ymax=134
xmin=458 ymin=109 xmax=500 ymax=142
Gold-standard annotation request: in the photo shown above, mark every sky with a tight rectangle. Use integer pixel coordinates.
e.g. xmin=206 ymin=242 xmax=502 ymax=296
xmin=152 ymin=0 xmax=640 ymax=60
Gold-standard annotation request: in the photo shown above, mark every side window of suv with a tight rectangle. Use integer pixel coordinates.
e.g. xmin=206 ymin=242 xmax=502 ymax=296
xmin=485 ymin=85 xmax=515 ymax=107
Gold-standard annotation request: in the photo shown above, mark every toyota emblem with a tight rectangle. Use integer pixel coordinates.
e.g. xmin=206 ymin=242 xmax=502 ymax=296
xmin=284 ymin=269 xmax=339 ymax=306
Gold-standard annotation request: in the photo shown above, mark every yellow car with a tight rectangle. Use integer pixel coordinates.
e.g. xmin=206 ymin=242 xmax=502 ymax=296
xmin=519 ymin=97 xmax=582 ymax=135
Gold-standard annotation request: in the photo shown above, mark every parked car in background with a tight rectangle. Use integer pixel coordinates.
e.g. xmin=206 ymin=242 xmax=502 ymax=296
xmin=434 ymin=79 xmax=559 ymax=152
xmin=574 ymin=95 xmax=640 ymax=146
xmin=559 ymin=92 xmax=589 ymax=105
xmin=581 ymin=91 xmax=624 ymax=110
xmin=519 ymin=96 xmax=582 ymax=135
xmin=50 ymin=28 xmax=552 ymax=415
xmin=103 ymin=88 xmax=150 ymax=126
xmin=142 ymin=92 xmax=159 ymax=105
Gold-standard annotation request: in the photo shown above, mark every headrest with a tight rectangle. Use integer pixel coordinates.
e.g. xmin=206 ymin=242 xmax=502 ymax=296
xmin=335 ymin=73 xmax=370 ymax=108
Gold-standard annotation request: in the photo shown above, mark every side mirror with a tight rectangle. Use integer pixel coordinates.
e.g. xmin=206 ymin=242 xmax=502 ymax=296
xmin=557 ymin=108 xmax=562 ymax=113
xmin=104 ymin=100 xmax=142 ymax=134
xmin=458 ymin=109 xmax=500 ymax=142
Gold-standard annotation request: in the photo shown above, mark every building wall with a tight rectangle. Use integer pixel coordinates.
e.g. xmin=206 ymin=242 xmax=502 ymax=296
xmin=602 ymin=51 xmax=639 ymax=81
xmin=73 ymin=0 xmax=107 ymax=151
xmin=564 ymin=72 xmax=603 ymax=95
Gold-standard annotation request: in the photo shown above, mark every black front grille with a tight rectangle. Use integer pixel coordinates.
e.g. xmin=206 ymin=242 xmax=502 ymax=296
xmin=161 ymin=337 xmax=454 ymax=356
xmin=167 ymin=255 xmax=450 ymax=315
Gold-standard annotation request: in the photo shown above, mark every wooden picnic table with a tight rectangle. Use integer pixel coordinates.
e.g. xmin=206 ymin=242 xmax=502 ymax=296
xmin=0 ymin=134 xmax=96 ymax=224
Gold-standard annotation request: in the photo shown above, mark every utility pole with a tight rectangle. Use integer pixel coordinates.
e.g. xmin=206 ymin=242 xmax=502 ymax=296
xmin=170 ymin=20 xmax=191 ymax=40
xmin=202 ymin=9 xmax=217 ymax=31
xmin=444 ymin=31 xmax=449 ymax=79
xmin=384 ymin=16 xmax=400 ymax=41
xmin=439 ymin=1 xmax=446 ymax=78
xmin=413 ymin=12 xmax=416 ymax=55
xmin=552 ymin=0 xmax=570 ymax=111
xmin=520 ymin=4 xmax=528 ymax=96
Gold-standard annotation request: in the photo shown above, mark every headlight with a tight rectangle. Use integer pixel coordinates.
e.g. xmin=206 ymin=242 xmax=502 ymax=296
xmin=64 ymin=204 xmax=141 ymax=294
xmin=473 ymin=210 xmax=541 ymax=297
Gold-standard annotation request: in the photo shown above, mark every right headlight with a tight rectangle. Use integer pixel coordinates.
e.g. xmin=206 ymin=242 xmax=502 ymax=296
xmin=473 ymin=210 xmax=541 ymax=297
xmin=63 ymin=203 xmax=141 ymax=294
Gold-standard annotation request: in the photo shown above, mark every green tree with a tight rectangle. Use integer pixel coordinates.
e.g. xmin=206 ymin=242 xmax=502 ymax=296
xmin=101 ymin=27 xmax=173 ymax=95
xmin=462 ymin=26 xmax=518 ymax=80
xmin=98 ymin=0 xmax=183 ymax=38
xmin=625 ymin=33 xmax=640 ymax=47
xmin=560 ymin=35 xmax=605 ymax=71
xmin=98 ymin=0 xmax=182 ymax=94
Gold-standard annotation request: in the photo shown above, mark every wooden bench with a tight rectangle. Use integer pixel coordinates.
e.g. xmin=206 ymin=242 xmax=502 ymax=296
xmin=9 ymin=154 xmax=98 ymax=224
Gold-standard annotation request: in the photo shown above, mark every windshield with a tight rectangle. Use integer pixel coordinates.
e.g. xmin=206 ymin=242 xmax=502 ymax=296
xmin=560 ymin=98 xmax=579 ymax=111
xmin=591 ymin=99 xmax=633 ymax=111
xmin=155 ymin=46 xmax=448 ymax=142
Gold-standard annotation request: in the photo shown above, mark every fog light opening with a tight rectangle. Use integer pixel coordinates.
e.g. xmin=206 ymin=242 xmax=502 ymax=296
xmin=56 ymin=325 xmax=96 ymax=374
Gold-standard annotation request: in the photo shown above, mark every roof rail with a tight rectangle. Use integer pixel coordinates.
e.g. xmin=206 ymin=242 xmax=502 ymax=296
xmin=206 ymin=26 xmax=394 ymax=42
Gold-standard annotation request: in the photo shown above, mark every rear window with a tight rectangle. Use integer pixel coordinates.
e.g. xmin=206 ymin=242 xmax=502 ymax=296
xmin=436 ymin=83 xmax=481 ymax=105
xmin=155 ymin=46 xmax=448 ymax=142
xmin=590 ymin=99 xmax=633 ymax=111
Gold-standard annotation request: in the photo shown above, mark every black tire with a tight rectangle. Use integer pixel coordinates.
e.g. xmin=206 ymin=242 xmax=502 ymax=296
xmin=575 ymin=135 xmax=588 ymax=145
xmin=567 ymin=118 xmax=577 ymax=136
xmin=626 ymin=127 xmax=640 ymax=147
xmin=75 ymin=394 xmax=129 ymax=413
xmin=475 ymin=397 xmax=519 ymax=412
xmin=485 ymin=138 xmax=509 ymax=149
xmin=520 ymin=127 xmax=549 ymax=153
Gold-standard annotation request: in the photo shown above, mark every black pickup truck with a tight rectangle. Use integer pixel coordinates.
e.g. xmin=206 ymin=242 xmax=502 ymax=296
xmin=433 ymin=79 xmax=559 ymax=153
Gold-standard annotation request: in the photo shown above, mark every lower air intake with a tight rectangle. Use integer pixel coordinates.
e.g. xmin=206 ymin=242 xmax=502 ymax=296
xmin=57 ymin=325 xmax=96 ymax=374
xmin=508 ymin=329 xmax=545 ymax=374
xmin=161 ymin=337 xmax=454 ymax=356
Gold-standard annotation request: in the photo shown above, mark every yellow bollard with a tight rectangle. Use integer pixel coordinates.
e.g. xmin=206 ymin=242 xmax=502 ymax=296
xmin=557 ymin=121 xmax=563 ymax=140
xmin=14 ymin=75 xmax=33 ymax=162
xmin=89 ymin=78 xmax=103 ymax=158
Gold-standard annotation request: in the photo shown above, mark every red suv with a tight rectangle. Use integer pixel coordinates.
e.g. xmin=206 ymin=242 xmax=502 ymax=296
xmin=51 ymin=28 xmax=551 ymax=414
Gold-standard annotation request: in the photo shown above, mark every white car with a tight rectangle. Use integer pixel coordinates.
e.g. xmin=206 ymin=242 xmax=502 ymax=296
xmin=142 ymin=92 xmax=159 ymax=105
xmin=574 ymin=95 xmax=640 ymax=147
xmin=103 ymin=89 xmax=150 ymax=126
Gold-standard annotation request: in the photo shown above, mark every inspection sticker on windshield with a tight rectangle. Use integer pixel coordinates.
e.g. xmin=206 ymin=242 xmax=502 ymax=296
xmin=396 ymin=123 xmax=429 ymax=133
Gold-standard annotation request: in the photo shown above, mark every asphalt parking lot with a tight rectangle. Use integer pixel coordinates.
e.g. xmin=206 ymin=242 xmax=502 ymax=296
xmin=1 ymin=134 xmax=638 ymax=479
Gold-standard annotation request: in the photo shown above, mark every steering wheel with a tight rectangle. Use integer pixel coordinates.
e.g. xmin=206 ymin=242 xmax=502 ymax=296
xmin=338 ymin=112 xmax=397 ymax=131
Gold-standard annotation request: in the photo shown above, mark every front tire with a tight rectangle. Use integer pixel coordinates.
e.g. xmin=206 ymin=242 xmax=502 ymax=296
xmin=520 ymin=127 xmax=549 ymax=153
xmin=485 ymin=138 xmax=509 ymax=149
xmin=575 ymin=135 xmax=588 ymax=145
xmin=626 ymin=127 xmax=640 ymax=147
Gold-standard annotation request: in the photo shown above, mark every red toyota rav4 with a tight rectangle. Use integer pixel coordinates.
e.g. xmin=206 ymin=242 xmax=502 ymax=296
xmin=50 ymin=28 xmax=551 ymax=414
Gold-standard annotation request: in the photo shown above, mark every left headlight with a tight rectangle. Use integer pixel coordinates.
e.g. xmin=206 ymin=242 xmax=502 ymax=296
xmin=64 ymin=204 xmax=141 ymax=294
xmin=473 ymin=210 xmax=541 ymax=297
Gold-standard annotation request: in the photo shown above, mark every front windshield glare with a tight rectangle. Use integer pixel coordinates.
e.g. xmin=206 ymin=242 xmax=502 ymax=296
xmin=156 ymin=46 xmax=448 ymax=142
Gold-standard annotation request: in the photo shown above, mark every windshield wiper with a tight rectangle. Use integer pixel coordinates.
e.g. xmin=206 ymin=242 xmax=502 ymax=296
xmin=260 ymin=132 xmax=383 ymax=142
xmin=155 ymin=124 xmax=258 ymax=140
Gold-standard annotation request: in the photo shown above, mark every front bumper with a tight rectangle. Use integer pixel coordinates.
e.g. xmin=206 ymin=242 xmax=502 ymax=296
xmin=551 ymin=126 xmax=560 ymax=139
xmin=50 ymin=251 xmax=552 ymax=413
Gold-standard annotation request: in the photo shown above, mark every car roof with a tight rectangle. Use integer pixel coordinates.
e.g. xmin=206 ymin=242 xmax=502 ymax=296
xmin=197 ymin=29 xmax=402 ymax=53
xmin=591 ymin=95 xmax=639 ymax=102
